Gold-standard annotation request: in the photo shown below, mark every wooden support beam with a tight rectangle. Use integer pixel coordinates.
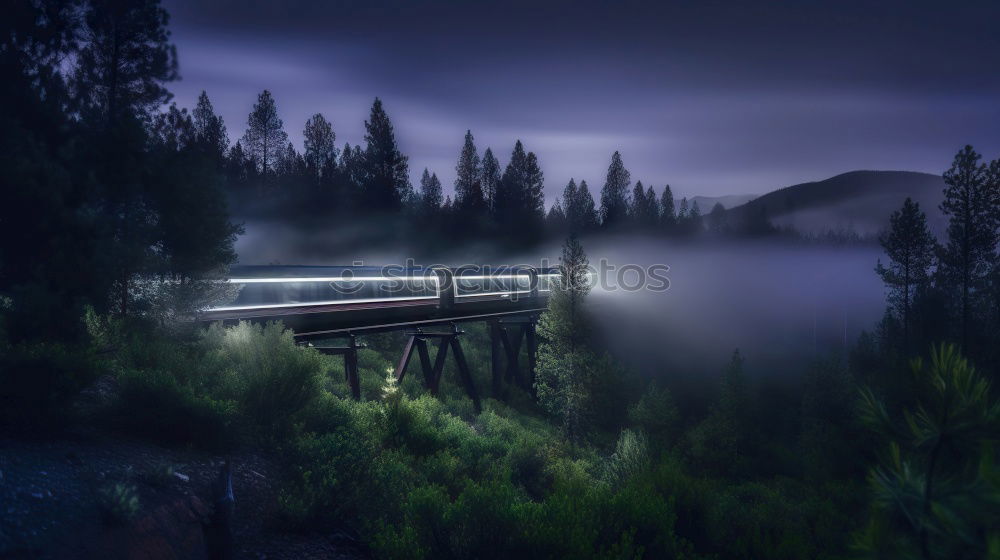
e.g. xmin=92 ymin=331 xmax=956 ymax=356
xmin=449 ymin=335 xmax=481 ymax=413
xmin=394 ymin=335 xmax=417 ymax=383
xmin=344 ymin=335 xmax=361 ymax=400
xmin=429 ymin=336 xmax=450 ymax=395
xmin=311 ymin=336 xmax=363 ymax=400
xmin=414 ymin=338 xmax=435 ymax=392
xmin=490 ymin=320 xmax=503 ymax=397
xmin=499 ymin=326 xmax=525 ymax=387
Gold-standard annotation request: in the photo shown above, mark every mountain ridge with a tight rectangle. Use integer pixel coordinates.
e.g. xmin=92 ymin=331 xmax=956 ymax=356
xmin=723 ymin=170 xmax=946 ymax=236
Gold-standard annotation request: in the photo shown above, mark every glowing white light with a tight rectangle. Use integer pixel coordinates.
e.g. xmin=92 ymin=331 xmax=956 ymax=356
xmin=227 ymin=276 xmax=439 ymax=284
xmin=208 ymin=295 xmax=439 ymax=312
xmin=455 ymin=290 xmax=532 ymax=298
xmin=226 ymin=273 xmax=559 ymax=284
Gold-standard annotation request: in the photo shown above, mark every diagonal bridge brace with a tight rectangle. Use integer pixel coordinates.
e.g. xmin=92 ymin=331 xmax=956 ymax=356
xmin=394 ymin=324 xmax=481 ymax=413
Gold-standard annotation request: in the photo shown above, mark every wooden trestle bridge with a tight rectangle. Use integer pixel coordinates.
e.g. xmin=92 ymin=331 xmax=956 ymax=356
xmin=199 ymin=265 xmax=559 ymax=412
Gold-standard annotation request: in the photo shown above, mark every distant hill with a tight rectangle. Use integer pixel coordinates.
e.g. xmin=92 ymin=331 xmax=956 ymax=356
xmin=677 ymin=194 xmax=758 ymax=212
xmin=724 ymin=170 xmax=947 ymax=236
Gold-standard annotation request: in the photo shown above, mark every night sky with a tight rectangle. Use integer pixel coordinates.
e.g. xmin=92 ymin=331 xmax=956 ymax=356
xmin=163 ymin=0 xmax=1000 ymax=201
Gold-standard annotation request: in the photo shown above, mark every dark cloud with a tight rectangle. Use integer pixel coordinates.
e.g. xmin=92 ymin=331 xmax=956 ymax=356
xmin=162 ymin=0 xmax=1000 ymax=199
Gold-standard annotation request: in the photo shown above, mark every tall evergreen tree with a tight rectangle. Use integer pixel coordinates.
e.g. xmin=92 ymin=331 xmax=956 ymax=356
xmin=524 ymin=151 xmax=546 ymax=220
xmin=362 ymin=97 xmax=411 ymax=210
xmin=481 ymin=147 xmax=501 ymax=215
xmin=630 ymin=181 xmax=647 ymax=225
xmin=192 ymin=91 xmax=228 ymax=162
xmin=576 ymin=180 xmax=599 ymax=232
xmin=496 ymin=140 xmax=545 ymax=235
xmin=645 ymin=184 xmax=659 ymax=228
xmin=661 ymin=184 xmax=676 ymax=231
xmin=242 ymin=90 xmax=288 ymax=178
xmin=600 ymin=151 xmax=630 ymax=228
xmin=454 ymin=130 xmax=485 ymax=214
xmin=73 ymin=0 xmax=178 ymax=125
xmin=563 ymin=179 xmax=580 ymax=232
xmin=72 ymin=0 xmax=181 ymax=316
xmin=418 ymin=168 xmax=443 ymax=217
xmin=303 ymin=113 xmax=336 ymax=186
xmin=547 ymin=199 xmax=567 ymax=233
xmin=536 ymin=235 xmax=594 ymax=442
xmin=876 ymin=198 xmax=936 ymax=353
xmin=938 ymin=145 xmax=1000 ymax=350
xmin=340 ymin=142 xmax=366 ymax=203
xmin=226 ymin=140 xmax=248 ymax=185
xmin=1 ymin=0 xmax=91 ymax=338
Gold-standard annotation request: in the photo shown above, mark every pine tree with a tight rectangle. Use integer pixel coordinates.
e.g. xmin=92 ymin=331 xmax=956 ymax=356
xmin=242 ymin=90 xmax=288 ymax=178
xmin=192 ymin=91 xmax=228 ymax=162
xmin=362 ymin=97 xmax=411 ymax=210
xmin=688 ymin=200 xmax=702 ymax=233
xmin=857 ymin=344 xmax=999 ymax=558
xmin=536 ymin=235 xmax=594 ymax=443
xmin=481 ymin=147 xmax=501 ymax=215
xmin=454 ymin=130 xmax=485 ymax=214
xmin=340 ymin=142 xmax=366 ymax=203
xmin=876 ymin=198 xmax=936 ymax=354
xmin=418 ymin=168 xmax=443 ymax=217
xmin=524 ymin=151 xmax=546 ymax=221
xmin=276 ymin=141 xmax=302 ymax=179
xmin=576 ymin=180 xmax=599 ymax=232
xmin=547 ymin=199 xmax=567 ymax=233
xmin=563 ymin=179 xmax=580 ymax=232
xmin=661 ymin=184 xmax=676 ymax=232
xmin=938 ymin=145 xmax=1000 ymax=351
xmin=687 ymin=349 xmax=752 ymax=477
xmin=677 ymin=197 xmax=689 ymax=221
xmin=630 ymin=181 xmax=647 ymax=225
xmin=600 ymin=151 xmax=631 ymax=228
xmin=496 ymin=140 xmax=545 ymax=235
xmin=226 ymin=141 xmax=248 ymax=185
xmin=303 ymin=113 xmax=336 ymax=186
xmin=72 ymin=0 xmax=180 ymax=316
xmin=645 ymin=184 xmax=659 ymax=228
xmin=73 ymin=0 xmax=178 ymax=126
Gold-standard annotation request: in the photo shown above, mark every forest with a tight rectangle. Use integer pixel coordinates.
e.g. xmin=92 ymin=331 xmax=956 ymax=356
xmin=1 ymin=0 xmax=999 ymax=559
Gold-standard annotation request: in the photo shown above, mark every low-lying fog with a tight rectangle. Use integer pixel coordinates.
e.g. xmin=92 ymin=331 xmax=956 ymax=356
xmin=577 ymin=236 xmax=885 ymax=382
xmin=236 ymin=221 xmax=887 ymax=390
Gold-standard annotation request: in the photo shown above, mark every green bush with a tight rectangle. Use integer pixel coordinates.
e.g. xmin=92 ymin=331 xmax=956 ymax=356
xmin=602 ymin=429 xmax=650 ymax=486
xmin=205 ymin=321 xmax=326 ymax=440
xmin=97 ymin=482 xmax=141 ymax=525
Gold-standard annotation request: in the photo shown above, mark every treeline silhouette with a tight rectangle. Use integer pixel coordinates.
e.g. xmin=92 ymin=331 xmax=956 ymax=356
xmin=873 ymin=145 xmax=1000 ymax=375
xmin=188 ymin=88 xmax=763 ymax=244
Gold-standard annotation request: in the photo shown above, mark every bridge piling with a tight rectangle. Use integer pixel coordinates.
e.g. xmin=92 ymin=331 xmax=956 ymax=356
xmin=310 ymin=334 xmax=363 ymax=400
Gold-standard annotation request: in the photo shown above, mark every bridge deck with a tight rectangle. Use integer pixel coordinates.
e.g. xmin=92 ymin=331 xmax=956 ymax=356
xmin=198 ymin=266 xmax=555 ymax=339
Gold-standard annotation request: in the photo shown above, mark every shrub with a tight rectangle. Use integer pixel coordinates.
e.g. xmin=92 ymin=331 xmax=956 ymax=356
xmin=97 ymin=482 xmax=140 ymax=525
xmin=602 ymin=429 xmax=650 ymax=486
xmin=206 ymin=321 xmax=326 ymax=441
xmin=627 ymin=381 xmax=679 ymax=452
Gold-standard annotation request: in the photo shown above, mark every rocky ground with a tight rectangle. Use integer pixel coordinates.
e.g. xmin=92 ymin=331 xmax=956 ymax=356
xmin=0 ymin=432 xmax=366 ymax=559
